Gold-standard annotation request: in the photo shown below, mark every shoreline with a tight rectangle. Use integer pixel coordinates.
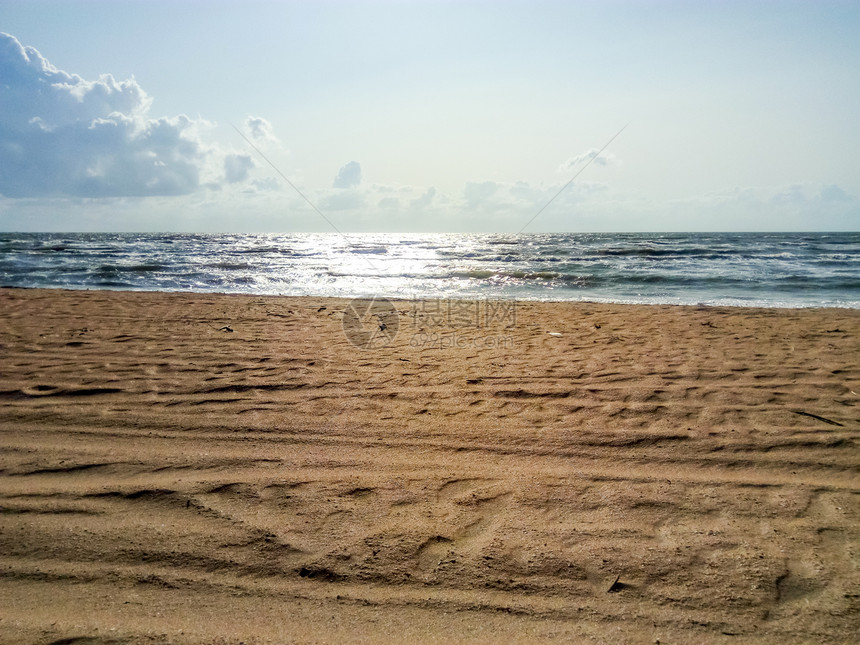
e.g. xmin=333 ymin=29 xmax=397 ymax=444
xmin=2 ymin=284 xmax=858 ymax=311
xmin=1 ymin=287 xmax=858 ymax=643
xmin=3 ymin=231 xmax=858 ymax=310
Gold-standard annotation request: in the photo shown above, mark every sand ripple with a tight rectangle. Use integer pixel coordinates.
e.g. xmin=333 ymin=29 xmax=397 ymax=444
xmin=1 ymin=288 xmax=858 ymax=643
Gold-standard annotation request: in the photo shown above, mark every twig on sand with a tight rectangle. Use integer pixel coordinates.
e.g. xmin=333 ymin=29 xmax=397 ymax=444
xmin=791 ymin=410 xmax=844 ymax=427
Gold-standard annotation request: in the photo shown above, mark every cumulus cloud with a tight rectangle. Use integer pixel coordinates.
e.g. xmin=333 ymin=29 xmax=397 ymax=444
xmin=243 ymin=116 xmax=278 ymax=144
xmin=333 ymin=161 xmax=362 ymax=189
xmin=682 ymin=183 xmax=858 ymax=210
xmin=224 ymin=153 xmax=255 ymax=183
xmin=0 ymin=32 xmax=212 ymax=198
xmin=447 ymin=176 xmax=617 ymax=231
xmin=322 ymin=190 xmax=364 ymax=211
xmin=463 ymin=181 xmax=499 ymax=206
xmin=252 ymin=176 xmax=282 ymax=192
xmin=410 ymin=186 xmax=436 ymax=209
xmin=558 ymin=149 xmax=617 ymax=173
xmin=819 ymin=184 xmax=851 ymax=203
xmin=664 ymin=182 xmax=860 ymax=231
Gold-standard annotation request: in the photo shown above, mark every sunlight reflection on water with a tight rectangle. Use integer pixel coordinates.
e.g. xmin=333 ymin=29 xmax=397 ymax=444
xmin=1 ymin=232 xmax=858 ymax=307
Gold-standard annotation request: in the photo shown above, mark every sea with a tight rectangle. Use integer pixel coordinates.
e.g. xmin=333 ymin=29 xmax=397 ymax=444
xmin=1 ymin=232 xmax=858 ymax=308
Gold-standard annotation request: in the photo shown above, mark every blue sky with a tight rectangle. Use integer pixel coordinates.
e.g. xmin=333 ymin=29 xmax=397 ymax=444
xmin=1 ymin=0 xmax=858 ymax=232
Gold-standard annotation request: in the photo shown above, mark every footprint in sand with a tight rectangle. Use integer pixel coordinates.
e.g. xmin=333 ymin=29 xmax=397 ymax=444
xmin=415 ymin=479 xmax=512 ymax=572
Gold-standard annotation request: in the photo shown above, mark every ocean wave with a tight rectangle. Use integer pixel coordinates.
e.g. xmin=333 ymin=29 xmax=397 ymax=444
xmin=447 ymin=269 xmax=594 ymax=284
xmin=603 ymin=273 xmax=753 ymax=286
xmin=31 ymin=244 xmax=76 ymax=253
xmin=437 ymin=250 xmax=479 ymax=258
xmin=2 ymin=232 xmax=857 ymax=308
xmin=234 ymin=246 xmax=296 ymax=255
xmin=449 ymin=270 xmax=496 ymax=279
xmin=208 ymin=261 xmax=253 ymax=270
xmin=95 ymin=264 xmax=166 ymax=274
xmin=436 ymin=253 xmax=523 ymax=262
xmin=349 ymin=246 xmax=389 ymax=254
xmin=770 ymin=275 xmax=860 ymax=290
xmin=590 ymin=247 xmax=739 ymax=258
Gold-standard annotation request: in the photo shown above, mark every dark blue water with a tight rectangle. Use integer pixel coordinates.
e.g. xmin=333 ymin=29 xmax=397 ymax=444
xmin=1 ymin=232 xmax=858 ymax=307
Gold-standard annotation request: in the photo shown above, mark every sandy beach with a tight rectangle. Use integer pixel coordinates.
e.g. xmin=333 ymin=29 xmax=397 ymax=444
xmin=0 ymin=287 xmax=857 ymax=643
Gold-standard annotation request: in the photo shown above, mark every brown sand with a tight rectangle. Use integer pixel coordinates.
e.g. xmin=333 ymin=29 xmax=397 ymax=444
xmin=0 ymin=287 xmax=858 ymax=644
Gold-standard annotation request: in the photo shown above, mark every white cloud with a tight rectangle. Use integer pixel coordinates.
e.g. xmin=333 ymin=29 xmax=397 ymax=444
xmin=461 ymin=178 xmax=602 ymax=212
xmin=251 ymin=176 xmax=282 ymax=192
xmin=558 ymin=149 xmax=618 ymax=173
xmin=410 ymin=186 xmax=436 ymax=209
xmin=243 ymin=116 xmax=278 ymax=144
xmin=463 ymin=181 xmax=498 ymax=206
xmin=322 ymin=189 xmax=364 ymax=211
xmin=224 ymin=153 xmax=255 ymax=183
xmin=662 ymin=183 xmax=860 ymax=231
xmin=333 ymin=161 xmax=362 ymax=189
xmin=0 ymin=32 xmax=217 ymax=198
xmin=819 ymin=184 xmax=851 ymax=203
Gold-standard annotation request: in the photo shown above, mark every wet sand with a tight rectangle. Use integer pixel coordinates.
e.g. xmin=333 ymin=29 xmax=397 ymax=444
xmin=0 ymin=287 xmax=858 ymax=643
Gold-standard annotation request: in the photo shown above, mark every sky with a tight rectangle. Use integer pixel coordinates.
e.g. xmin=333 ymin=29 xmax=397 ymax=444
xmin=1 ymin=0 xmax=859 ymax=233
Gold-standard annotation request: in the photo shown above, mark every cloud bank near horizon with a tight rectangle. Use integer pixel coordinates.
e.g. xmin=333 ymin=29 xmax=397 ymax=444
xmin=0 ymin=32 xmax=216 ymax=198
xmin=0 ymin=27 xmax=857 ymax=233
